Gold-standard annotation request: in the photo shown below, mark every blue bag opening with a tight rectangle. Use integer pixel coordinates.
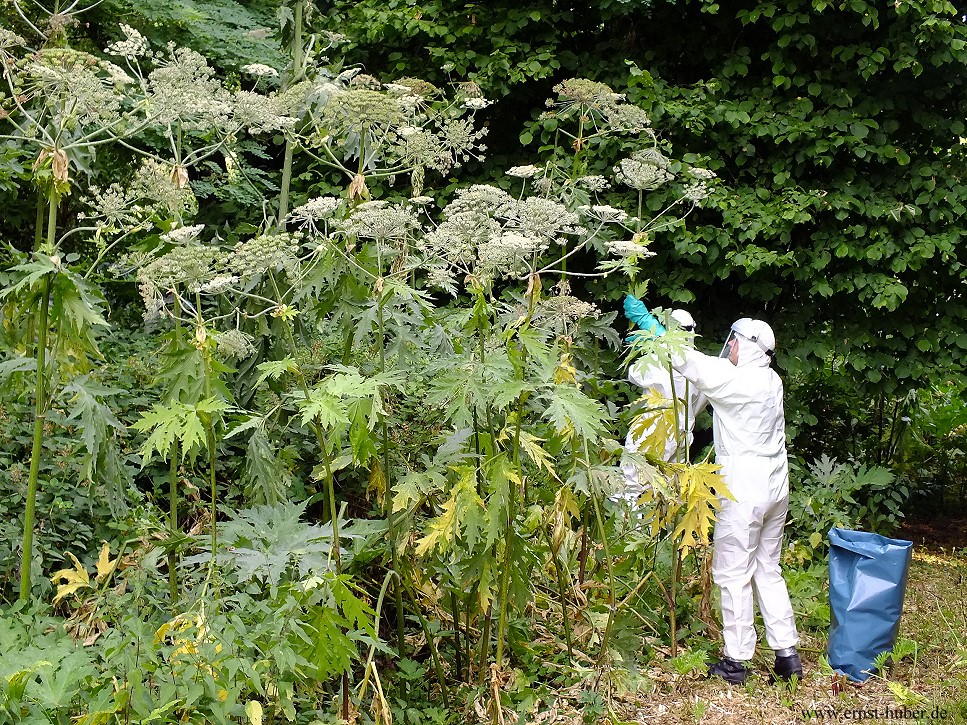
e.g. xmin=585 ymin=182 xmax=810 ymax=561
xmin=827 ymin=527 xmax=913 ymax=682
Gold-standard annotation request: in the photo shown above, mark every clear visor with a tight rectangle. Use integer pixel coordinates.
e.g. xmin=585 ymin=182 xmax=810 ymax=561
xmin=719 ymin=329 xmax=740 ymax=358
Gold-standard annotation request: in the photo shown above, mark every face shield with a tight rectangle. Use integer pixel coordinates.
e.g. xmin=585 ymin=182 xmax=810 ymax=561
xmin=719 ymin=329 xmax=740 ymax=358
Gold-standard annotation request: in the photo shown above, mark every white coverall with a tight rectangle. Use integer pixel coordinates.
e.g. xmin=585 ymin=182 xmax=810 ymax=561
xmin=672 ymin=336 xmax=799 ymax=661
xmin=621 ymin=362 xmax=707 ymax=500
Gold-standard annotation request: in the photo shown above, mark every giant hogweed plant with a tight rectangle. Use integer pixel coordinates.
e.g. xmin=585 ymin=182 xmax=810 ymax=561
xmin=1 ymin=13 xmax=727 ymax=716
xmin=0 ymin=18 xmax=285 ymax=600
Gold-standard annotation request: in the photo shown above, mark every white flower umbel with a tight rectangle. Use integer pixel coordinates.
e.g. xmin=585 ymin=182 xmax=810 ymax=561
xmin=506 ymin=165 xmax=541 ymax=178
xmin=606 ymin=239 xmax=655 ymax=259
xmin=615 ymin=149 xmax=674 ymax=191
xmin=161 ymin=224 xmax=206 ymax=244
xmin=461 ymin=97 xmax=493 ymax=110
xmin=199 ymin=274 xmax=239 ymax=294
xmin=338 ymin=200 xmax=418 ymax=242
xmin=477 ymin=231 xmax=547 ymax=277
xmin=512 ymin=197 xmax=581 ymax=240
xmin=288 ymin=197 xmax=342 ymax=226
xmin=577 ymin=175 xmax=610 ymax=192
xmin=586 ymin=205 xmax=628 ymax=223
xmin=215 ymin=328 xmax=256 ymax=359
xmin=538 ymin=294 xmax=601 ymax=322
xmin=232 ymin=233 xmax=302 ymax=280
xmin=105 ymin=24 xmax=149 ymax=60
xmin=241 ymin=63 xmax=280 ymax=79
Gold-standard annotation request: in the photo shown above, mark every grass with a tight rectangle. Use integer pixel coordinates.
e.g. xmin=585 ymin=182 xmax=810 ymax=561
xmin=600 ymin=546 xmax=967 ymax=725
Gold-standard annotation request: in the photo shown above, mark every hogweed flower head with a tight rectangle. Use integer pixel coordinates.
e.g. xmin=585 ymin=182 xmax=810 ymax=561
xmin=461 ymin=97 xmax=492 ymax=111
xmin=434 ymin=116 xmax=488 ymax=171
xmin=162 ymin=224 xmax=205 ymax=244
xmin=147 ymin=45 xmax=234 ymax=132
xmin=615 ymin=149 xmax=674 ymax=191
xmin=577 ymin=175 xmax=610 ymax=192
xmin=603 ymin=103 xmax=653 ymax=133
xmin=232 ymin=233 xmax=302 ymax=280
xmin=105 ymin=24 xmax=149 ymax=60
xmin=241 ymin=63 xmax=280 ymax=79
xmin=21 ymin=48 xmax=125 ymax=127
xmin=585 ymin=205 xmax=628 ymax=223
xmin=683 ymin=182 xmax=711 ymax=203
xmin=337 ymin=200 xmax=418 ymax=243
xmin=234 ymin=90 xmax=297 ymax=134
xmin=288 ymin=196 xmax=342 ymax=229
xmin=506 ymin=165 xmax=541 ymax=178
xmin=215 ymin=328 xmax=256 ymax=360
xmin=513 ymin=197 xmax=582 ymax=240
xmin=0 ymin=27 xmax=25 ymax=50
xmin=477 ymin=231 xmax=547 ymax=277
xmin=324 ymin=88 xmax=403 ymax=132
xmin=537 ymin=294 xmax=601 ymax=322
xmin=140 ymin=245 xmax=221 ymax=294
xmin=199 ymin=274 xmax=239 ymax=294
xmin=552 ymin=78 xmax=623 ymax=111
xmin=606 ymin=238 xmax=654 ymax=259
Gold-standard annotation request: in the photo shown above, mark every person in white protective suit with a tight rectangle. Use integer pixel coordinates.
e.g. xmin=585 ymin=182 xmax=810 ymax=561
xmin=624 ymin=299 xmax=803 ymax=685
xmin=620 ymin=309 xmax=708 ymax=502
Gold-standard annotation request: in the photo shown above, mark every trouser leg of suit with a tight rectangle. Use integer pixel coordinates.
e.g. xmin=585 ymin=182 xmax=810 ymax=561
xmin=752 ymin=495 xmax=799 ymax=651
xmin=712 ymin=495 xmax=761 ymax=661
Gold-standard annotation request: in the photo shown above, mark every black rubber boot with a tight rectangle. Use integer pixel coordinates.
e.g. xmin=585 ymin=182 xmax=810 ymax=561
xmin=708 ymin=657 xmax=749 ymax=684
xmin=773 ymin=652 xmax=804 ymax=682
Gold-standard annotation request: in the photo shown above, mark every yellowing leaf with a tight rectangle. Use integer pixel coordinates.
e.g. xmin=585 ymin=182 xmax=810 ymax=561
xmin=809 ymin=531 xmax=823 ymax=550
xmin=367 ymin=460 xmax=386 ymax=506
xmin=629 ymin=390 xmax=679 ymax=459
xmin=517 ymin=430 xmax=559 ymax=481
xmin=415 ymin=495 xmax=458 ymax=557
xmin=245 ymin=700 xmax=264 ymax=725
xmin=96 ymin=542 xmax=117 ymax=583
xmin=673 ymin=462 xmax=729 ymax=555
xmin=51 ymin=552 xmax=91 ymax=604
xmin=553 ymin=352 xmax=578 ymax=384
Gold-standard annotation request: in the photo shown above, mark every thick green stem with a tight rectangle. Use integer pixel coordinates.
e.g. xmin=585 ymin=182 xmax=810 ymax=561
xmin=399 ymin=572 xmax=450 ymax=705
xmin=450 ymin=590 xmax=463 ymax=680
xmin=377 ymin=297 xmax=406 ymax=658
xmin=167 ymin=448 xmax=180 ymax=603
xmin=268 ymin=273 xmax=343 ymax=576
xmin=543 ymin=528 xmax=573 ymax=663
xmin=19 ymin=191 xmax=59 ymax=601
xmin=494 ymin=469 xmax=517 ymax=667
xmin=477 ymin=604 xmax=493 ymax=685
xmin=276 ymin=0 xmax=304 ymax=228
xmin=18 ymin=277 xmax=50 ymax=601
xmin=167 ymin=301 xmax=184 ymax=604
xmin=590 ymin=455 xmax=619 ymax=668
xmin=669 ymin=537 xmax=682 ymax=658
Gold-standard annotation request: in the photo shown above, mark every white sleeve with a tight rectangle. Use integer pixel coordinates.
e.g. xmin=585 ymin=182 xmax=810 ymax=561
xmin=629 ymin=361 xmax=664 ymax=389
xmin=671 ymin=349 xmax=738 ymax=402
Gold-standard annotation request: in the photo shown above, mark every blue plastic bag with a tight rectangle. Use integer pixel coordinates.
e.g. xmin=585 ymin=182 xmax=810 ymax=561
xmin=827 ymin=527 xmax=913 ymax=682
